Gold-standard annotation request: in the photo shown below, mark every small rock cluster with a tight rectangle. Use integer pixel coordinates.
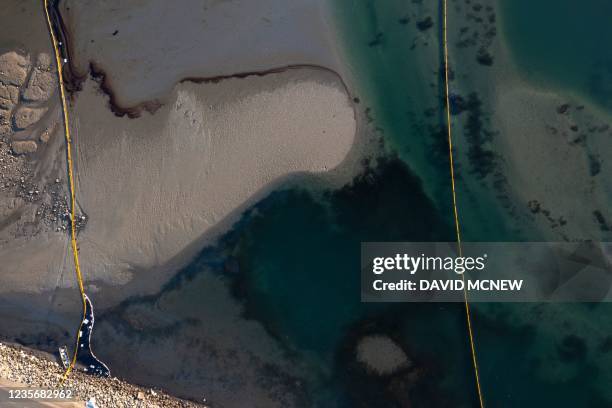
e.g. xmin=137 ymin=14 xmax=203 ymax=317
xmin=0 ymin=49 xmax=82 ymax=236
xmin=0 ymin=50 xmax=57 ymax=155
xmin=0 ymin=139 xmax=80 ymax=236
xmin=0 ymin=342 xmax=207 ymax=408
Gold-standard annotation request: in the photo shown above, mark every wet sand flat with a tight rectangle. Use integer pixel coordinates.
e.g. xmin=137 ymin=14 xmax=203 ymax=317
xmin=71 ymin=67 xmax=357 ymax=304
xmin=61 ymin=0 xmax=342 ymax=109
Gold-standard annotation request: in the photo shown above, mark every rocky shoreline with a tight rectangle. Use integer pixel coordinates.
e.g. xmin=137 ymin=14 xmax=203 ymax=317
xmin=0 ymin=342 xmax=207 ymax=407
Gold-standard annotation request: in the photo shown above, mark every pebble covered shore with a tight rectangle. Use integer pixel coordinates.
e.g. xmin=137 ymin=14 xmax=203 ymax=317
xmin=0 ymin=342 xmax=207 ymax=407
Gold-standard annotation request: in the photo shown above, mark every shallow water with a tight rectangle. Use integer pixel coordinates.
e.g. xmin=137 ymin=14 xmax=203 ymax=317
xmin=179 ymin=158 xmax=474 ymax=407
xmin=92 ymin=0 xmax=612 ymax=406
xmin=501 ymin=0 xmax=612 ymax=112
xmin=331 ymin=0 xmax=453 ymax=216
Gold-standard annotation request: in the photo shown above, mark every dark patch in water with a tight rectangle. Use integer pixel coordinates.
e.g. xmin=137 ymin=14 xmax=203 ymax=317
xmin=449 ymin=93 xmax=467 ymax=115
xmin=588 ymin=154 xmax=601 ymax=176
xmin=416 ymin=16 xmax=433 ymax=31
xmin=368 ymin=32 xmax=385 ymax=47
xmin=556 ymin=103 xmax=571 ymax=114
xmin=398 ymin=16 xmax=410 ymax=25
xmin=334 ymin=304 xmax=479 ymax=407
xmin=557 ymin=335 xmax=587 ymax=363
xmin=593 ymin=210 xmax=610 ymax=232
xmin=229 ymin=156 xmax=454 ymax=352
xmin=476 ymin=48 xmax=494 ymax=66
xmin=462 ymin=92 xmax=497 ymax=179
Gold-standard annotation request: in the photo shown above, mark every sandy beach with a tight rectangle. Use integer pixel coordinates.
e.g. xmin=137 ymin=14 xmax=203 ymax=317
xmin=72 ymin=67 xmax=358 ymax=305
xmin=0 ymin=0 xmax=611 ymax=406
xmin=0 ymin=0 xmax=365 ymax=404
xmin=0 ymin=0 xmax=365 ymax=301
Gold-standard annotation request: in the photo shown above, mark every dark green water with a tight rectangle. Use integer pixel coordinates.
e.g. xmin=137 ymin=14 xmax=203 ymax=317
xmin=225 ymin=157 xmax=479 ymax=406
xmin=217 ymin=0 xmax=612 ymax=405
xmin=100 ymin=0 xmax=612 ymax=406
xmin=501 ymin=0 xmax=612 ymax=111
xmin=210 ymin=2 xmax=488 ymax=403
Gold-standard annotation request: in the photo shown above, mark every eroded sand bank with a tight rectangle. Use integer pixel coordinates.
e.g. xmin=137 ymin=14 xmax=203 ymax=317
xmin=61 ymin=0 xmax=342 ymax=109
xmin=0 ymin=0 xmax=364 ymax=301
xmin=71 ymin=68 xmax=357 ymax=303
xmin=0 ymin=1 xmax=363 ymax=405
xmin=0 ymin=66 xmax=358 ymax=300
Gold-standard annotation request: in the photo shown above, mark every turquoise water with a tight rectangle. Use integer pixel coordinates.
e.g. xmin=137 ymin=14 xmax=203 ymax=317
xmin=227 ymin=157 xmax=479 ymax=406
xmin=98 ymin=0 xmax=612 ymax=405
xmin=331 ymin=0 xmax=516 ymax=242
xmin=501 ymin=0 xmax=612 ymax=111
xmin=330 ymin=0 xmax=454 ymax=219
xmin=219 ymin=0 xmax=612 ymax=405
xmin=481 ymin=1 xmax=612 ymax=405
xmin=232 ymin=159 xmax=451 ymax=356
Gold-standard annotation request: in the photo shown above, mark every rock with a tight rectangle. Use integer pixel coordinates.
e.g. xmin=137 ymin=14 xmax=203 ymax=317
xmin=356 ymin=335 xmax=410 ymax=375
xmin=136 ymin=391 xmax=145 ymax=400
xmin=0 ymin=109 xmax=10 ymax=125
xmin=12 ymin=106 xmax=46 ymax=129
xmin=11 ymin=140 xmax=37 ymax=155
xmin=0 ymin=83 xmax=19 ymax=110
xmin=39 ymin=128 xmax=51 ymax=143
xmin=556 ymin=103 xmax=570 ymax=114
xmin=416 ymin=16 xmax=434 ymax=31
xmin=476 ymin=48 xmax=494 ymax=66
xmin=0 ymin=51 xmax=29 ymax=86
xmin=0 ymin=110 xmax=11 ymax=136
xmin=22 ymin=69 xmax=56 ymax=102
xmin=0 ymin=124 xmax=10 ymax=137
xmin=35 ymin=52 xmax=53 ymax=70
